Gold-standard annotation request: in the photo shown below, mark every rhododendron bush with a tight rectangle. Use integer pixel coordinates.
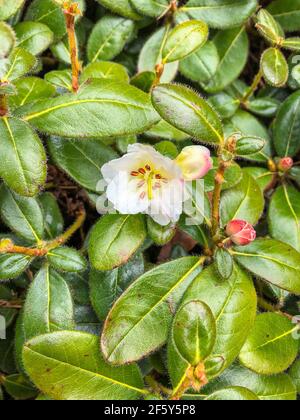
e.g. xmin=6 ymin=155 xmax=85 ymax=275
xmin=0 ymin=0 xmax=300 ymax=402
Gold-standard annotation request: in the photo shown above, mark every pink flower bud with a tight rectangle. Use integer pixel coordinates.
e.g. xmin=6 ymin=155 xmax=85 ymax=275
xmin=226 ymin=220 xmax=256 ymax=246
xmin=175 ymin=146 xmax=213 ymax=181
xmin=278 ymin=157 xmax=293 ymax=172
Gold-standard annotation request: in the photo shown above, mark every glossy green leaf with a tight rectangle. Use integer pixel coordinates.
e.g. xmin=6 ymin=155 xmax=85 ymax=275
xmin=215 ymin=248 xmax=233 ymax=280
xmin=23 ymin=331 xmax=145 ymax=400
xmin=206 ymin=386 xmax=259 ymax=400
xmin=162 ymin=20 xmax=208 ymax=64
xmin=89 ymin=214 xmax=147 ymax=271
xmin=269 ymin=185 xmax=300 ymax=252
xmin=0 ymin=22 xmax=16 ymax=59
xmin=240 ymin=313 xmax=299 ymax=375
xmin=130 ymin=71 xmax=155 ymax=93
xmin=205 ymin=364 xmax=297 ymax=400
xmin=9 ymin=77 xmax=55 ymax=109
xmin=3 ymin=374 xmax=37 ymax=400
xmin=233 ymin=238 xmax=300 ymax=294
xmin=47 ymin=247 xmax=87 ymax=273
xmin=181 ymin=264 xmax=257 ymax=377
xmin=87 ymin=16 xmax=135 ymax=63
xmin=220 ymin=171 xmax=264 ymax=227
xmin=203 ymin=27 xmax=249 ymax=93
xmin=90 ymin=253 xmax=144 ymax=321
xmin=208 ymin=93 xmax=239 ymax=119
xmin=203 ymin=158 xmax=242 ymax=192
xmin=147 ymin=217 xmax=176 ymax=246
xmin=273 ymin=90 xmax=300 ymax=157
xmin=181 ymin=0 xmax=257 ymax=29
xmin=17 ymin=80 xmax=159 ymax=138
xmin=268 ymin=0 xmax=300 ymax=32
xmin=235 ymin=136 xmax=266 ymax=156
xmin=14 ymin=22 xmax=54 ymax=55
xmin=23 ymin=265 xmax=74 ymax=340
xmin=138 ymin=27 xmax=179 ymax=84
xmin=47 ymin=136 xmax=117 ymax=192
xmin=282 ymin=37 xmax=300 ymax=51
xmin=81 ymin=62 xmax=129 ymax=83
xmin=247 ymin=97 xmax=280 ymax=118
xmin=130 ymin=0 xmax=169 ymax=18
xmin=39 ymin=192 xmax=64 ymax=239
xmin=255 ymin=8 xmax=284 ymax=45
xmin=0 ymin=117 xmax=46 ymax=197
xmin=145 ymin=120 xmax=190 ymax=142
xmin=0 ymin=185 xmax=44 ymax=242
xmin=179 ymin=41 xmax=219 ymax=84
xmin=0 ymin=0 xmax=24 ymax=21
xmin=0 ymin=254 xmax=32 ymax=280
xmin=243 ymin=167 xmax=273 ymax=192
xmin=101 ymin=257 xmax=202 ymax=364
xmin=1 ymin=48 xmax=36 ymax=82
xmin=44 ymin=69 xmax=72 ymax=91
xmin=152 ymin=83 xmax=223 ymax=144
xmin=289 ymin=359 xmax=300 ymax=394
xmin=261 ymin=48 xmax=289 ymax=87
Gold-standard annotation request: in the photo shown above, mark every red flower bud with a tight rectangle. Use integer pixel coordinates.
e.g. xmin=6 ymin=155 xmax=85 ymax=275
xmin=226 ymin=220 xmax=256 ymax=246
xmin=278 ymin=157 xmax=293 ymax=172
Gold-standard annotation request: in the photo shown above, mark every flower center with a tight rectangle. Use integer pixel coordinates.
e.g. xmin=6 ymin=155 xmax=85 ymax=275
xmin=131 ymin=165 xmax=167 ymax=200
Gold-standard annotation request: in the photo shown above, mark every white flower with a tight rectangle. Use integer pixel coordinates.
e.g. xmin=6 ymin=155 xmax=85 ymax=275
xmin=102 ymin=144 xmax=184 ymax=226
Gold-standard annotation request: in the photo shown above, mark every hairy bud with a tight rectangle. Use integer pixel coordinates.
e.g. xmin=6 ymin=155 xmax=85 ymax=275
xmin=278 ymin=157 xmax=294 ymax=172
xmin=226 ymin=220 xmax=256 ymax=246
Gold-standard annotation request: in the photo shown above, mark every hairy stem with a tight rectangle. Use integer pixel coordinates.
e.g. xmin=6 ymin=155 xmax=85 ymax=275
xmin=0 ymin=94 xmax=8 ymax=117
xmin=0 ymin=209 xmax=86 ymax=257
xmin=242 ymin=69 xmax=263 ymax=103
xmin=63 ymin=2 xmax=81 ymax=93
xmin=0 ymin=299 xmax=23 ymax=309
xmin=211 ymin=159 xmax=227 ymax=237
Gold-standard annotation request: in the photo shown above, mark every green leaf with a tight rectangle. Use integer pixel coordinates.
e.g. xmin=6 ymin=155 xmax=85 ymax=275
xmin=269 ymin=185 xmax=300 ymax=252
xmin=172 ymin=300 xmax=216 ymax=365
xmin=152 ymin=83 xmax=223 ymax=144
xmin=47 ymin=136 xmax=117 ymax=192
xmin=145 ymin=120 xmax=190 ymax=142
xmin=255 ymin=8 xmax=284 ymax=45
xmin=162 ymin=20 xmax=208 ymax=64
xmin=23 ymin=331 xmax=145 ymax=400
xmin=147 ymin=217 xmax=176 ymax=246
xmin=130 ymin=71 xmax=156 ymax=93
xmin=23 ymin=265 xmax=74 ymax=340
xmin=0 ymin=22 xmax=16 ymax=59
xmin=38 ymin=192 xmax=64 ymax=239
xmin=0 ymin=285 xmax=17 ymax=327
xmin=206 ymin=386 xmax=259 ymax=400
xmin=203 ymin=159 xmax=242 ymax=192
xmin=182 ymin=264 xmax=257 ymax=375
xmin=235 ymin=136 xmax=266 ymax=156
xmin=101 ymin=257 xmax=202 ymax=364
xmin=224 ymin=110 xmax=271 ymax=162
xmin=282 ymin=37 xmax=300 ymax=51
xmin=220 ymin=171 xmax=264 ymax=227
xmin=208 ymin=93 xmax=239 ymax=119
xmin=0 ymin=254 xmax=32 ymax=280
xmin=0 ymin=0 xmax=25 ymax=21
xmin=181 ymin=0 xmax=258 ymax=29
xmin=289 ymin=359 xmax=300 ymax=394
xmin=268 ymin=0 xmax=300 ymax=32
xmin=14 ymin=22 xmax=54 ymax=55
xmin=261 ymin=48 xmax=289 ymax=87
xmin=1 ymin=48 xmax=36 ymax=82
xmin=273 ymin=90 xmax=300 ymax=157
xmin=90 ymin=253 xmax=144 ymax=321
xmin=203 ymin=27 xmax=249 ymax=93
xmin=179 ymin=41 xmax=219 ymax=84
xmin=205 ymin=364 xmax=297 ymax=400
xmin=130 ymin=0 xmax=169 ymax=18
xmin=243 ymin=167 xmax=273 ymax=192
xmin=3 ymin=374 xmax=37 ymax=400
xmin=138 ymin=27 xmax=179 ymax=84
xmin=87 ymin=15 xmax=135 ymax=63
xmin=47 ymin=247 xmax=87 ymax=273
xmin=215 ymin=248 xmax=233 ymax=280
xmin=0 ymin=328 xmax=16 ymax=374
xmin=247 ymin=97 xmax=280 ymax=118
xmin=17 ymin=80 xmax=159 ymax=139
xmin=81 ymin=62 xmax=129 ymax=84
xmin=97 ymin=0 xmax=142 ymax=20
xmin=89 ymin=214 xmax=147 ymax=271
xmin=0 ymin=117 xmax=46 ymax=197
xmin=233 ymin=238 xmax=300 ymax=294
xmin=0 ymin=185 xmax=44 ymax=242
xmin=239 ymin=313 xmax=299 ymax=375
xmin=9 ymin=77 xmax=55 ymax=109
xmin=44 ymin=69 xmax=72 ymax=91
xmin=25 ymin=0 xmax=85 ymax=41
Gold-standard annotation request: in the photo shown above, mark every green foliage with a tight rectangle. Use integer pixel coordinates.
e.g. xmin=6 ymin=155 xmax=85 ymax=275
xmin=0 ymin=0 xmax=299 ymax=402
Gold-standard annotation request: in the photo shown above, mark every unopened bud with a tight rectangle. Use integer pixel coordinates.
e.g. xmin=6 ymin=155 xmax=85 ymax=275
xmin=226 ymin=220 xmax=256 ymax=246
xmin=278 ymin=157 xmax=294 ymax=172
xmin=175 ymin=146 xmax=213 ymax=181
